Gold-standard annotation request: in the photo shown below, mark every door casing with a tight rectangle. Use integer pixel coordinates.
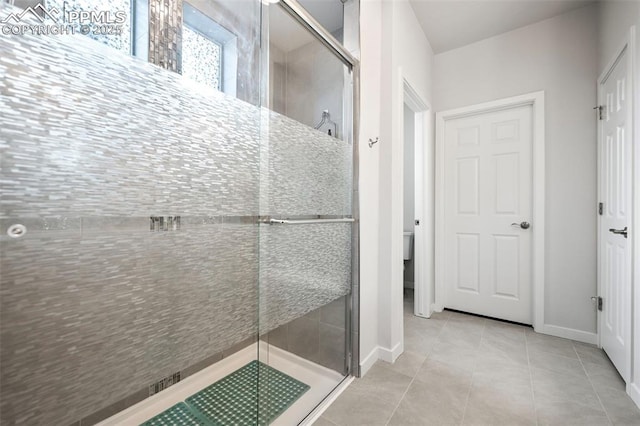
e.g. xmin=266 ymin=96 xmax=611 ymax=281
xmin=403 ymin=81 xmax=432 ymax=320
xmin=435 ymin=91 xmax=546 ymax=332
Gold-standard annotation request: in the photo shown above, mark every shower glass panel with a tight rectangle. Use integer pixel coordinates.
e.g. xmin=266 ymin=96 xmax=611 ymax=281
xmin=0 ymin=0 xmax=263 ymax=425
xmin=296 ymin=0 xmax=345 ymax=44
xmin=0 ymin=0 xmax=355 ymax=424
xmin=259 ymin=2 xmax=354 ymax=424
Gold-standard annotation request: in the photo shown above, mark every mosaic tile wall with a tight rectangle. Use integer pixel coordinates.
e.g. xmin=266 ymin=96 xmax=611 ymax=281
xmin=1 ymin=223 xmax=259 ymax=425
xmin=0 ymin=3 xmax=353 ymax=425
xmin=259 ymin=223 xmax=352 ymax=332
xmin=0 ymin=40 xmax=260 ymax=218
xmin=149 ymin=0 xmax=183 ymax=72
xmin=264 ymin=111 xmax=353 ymax=216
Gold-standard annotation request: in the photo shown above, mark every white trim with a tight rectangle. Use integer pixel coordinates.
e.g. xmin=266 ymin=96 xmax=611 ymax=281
xmin=359 ymin=346 xmax=379 ymax=376
xmin=300 ymin=376 xmax=354 ymax=426
xmin=431 ymin=302 xmax=444 ymax=313
xmin=359 ymin=344 xmax=404 ymax=376
xmin=387 ymin=68 xmax=431 ymax=367
xmin=596 ymin=27 xmax=635 ymax=383
xmin=402 ymin=79 xmax=433 ymax=321
xmin=378 ymin=341 xmax=403 ymax=363
xmin=628 ymin=382 xmax=640 ymax=410
xmin=541 ymin=324 xmax=598 ymax=345
xmin=435 ymin=91 xmax=546 ymax=330
xmin=631 ymin=23 xmax=640 ymax=409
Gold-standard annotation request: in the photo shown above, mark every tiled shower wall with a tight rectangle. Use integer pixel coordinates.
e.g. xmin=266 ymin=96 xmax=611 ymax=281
xmin=264 ymin=296 xmax=349 ymax=375
xmin=0 ymin=4 xmax=352 ymax=426
xmin=149 ymin=0 xmax=183 ymax=72
xmin=269 ymin=29 xmax=346 ymax=138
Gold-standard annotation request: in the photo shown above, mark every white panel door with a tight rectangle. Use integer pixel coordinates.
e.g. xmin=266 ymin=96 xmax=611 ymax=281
xmin=443 ymin=105 xmax=533 ymax=324
xmin=599 ymin=47 xmax=631 ymax=381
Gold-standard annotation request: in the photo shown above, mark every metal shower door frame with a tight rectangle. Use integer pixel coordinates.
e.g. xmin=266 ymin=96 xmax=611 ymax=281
xmin=260 ymin=0 xmax=361 ymax=377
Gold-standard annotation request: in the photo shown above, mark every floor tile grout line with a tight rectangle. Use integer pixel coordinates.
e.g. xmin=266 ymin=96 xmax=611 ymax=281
xmin=385 ymin=307 xmax=452 ymax=426
xmin=384 ymin=375 xmax=416 ymax=426
xmin=527 ymin=341 xmax=584 ymax=362
xmin=459 ymin=319 xmax=487 ymax=426
xmin=573 ymin=342 xmax=613 ymax=425
xmin=525 ymin=328 xmax=540 ymax=426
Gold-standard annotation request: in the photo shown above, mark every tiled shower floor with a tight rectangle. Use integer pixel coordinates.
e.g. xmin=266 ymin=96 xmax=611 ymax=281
xmin=98 ymin=344 xmax=346 ymax=426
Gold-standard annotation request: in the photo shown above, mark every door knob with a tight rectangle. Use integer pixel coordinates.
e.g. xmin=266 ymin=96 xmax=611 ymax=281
xmin=511 ymin=221 xmax=531 ymax=230
xmin=609 ymin=226 xmax=628 ymax=238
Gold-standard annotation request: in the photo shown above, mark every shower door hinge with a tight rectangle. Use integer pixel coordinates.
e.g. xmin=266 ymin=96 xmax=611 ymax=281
xmin=591 ymin=296 xmax=603 ymax=311
xmin=599 ymin=202 xmax=603 ymax=215
xmin=594 ymin=105 xmax=604 ymax=120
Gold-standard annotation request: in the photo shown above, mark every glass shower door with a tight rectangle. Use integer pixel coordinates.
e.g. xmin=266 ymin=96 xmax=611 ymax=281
xmin=258 ymin=1 xmax=356 ymax=424
xmin=0 ymin=1 xmax=265 ymax=425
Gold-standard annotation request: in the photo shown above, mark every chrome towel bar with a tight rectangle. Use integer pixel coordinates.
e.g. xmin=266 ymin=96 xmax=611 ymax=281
xmin=269 ymin=218 xmax=354 ymax=225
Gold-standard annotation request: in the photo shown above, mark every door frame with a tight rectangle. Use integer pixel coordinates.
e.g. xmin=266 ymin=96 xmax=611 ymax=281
xmin=596 ymin=27 xmax=635 ymax=381
xmin=434 ymin=91 xmax=546 ymax=331
xmin=402 ymin=80 xmax=433 ymax=320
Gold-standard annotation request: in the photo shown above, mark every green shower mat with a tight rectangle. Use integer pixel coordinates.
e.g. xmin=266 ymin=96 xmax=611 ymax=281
xmin=185 ymin=360 xmax=310 ymax=426
xmin=140 ymin=402 xmax=210 ymax=426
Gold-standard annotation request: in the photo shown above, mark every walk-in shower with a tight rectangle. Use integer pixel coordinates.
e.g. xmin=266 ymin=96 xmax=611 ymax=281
xmin=0 ymin=0 xmax=359 ymax=424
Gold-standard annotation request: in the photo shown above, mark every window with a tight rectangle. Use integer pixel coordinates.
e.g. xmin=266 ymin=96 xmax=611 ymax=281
xmin=182 ymin=2 xmax=237 ymax=95
xmin=45 ymin=0 xmax=237 ymax=95
xmin=46 ymin=0 xmax=132 ymax=54
xmin=182 ymin=25 xmax=222 ymax=90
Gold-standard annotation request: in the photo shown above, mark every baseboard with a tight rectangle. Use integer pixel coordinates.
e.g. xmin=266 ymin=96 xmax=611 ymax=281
xmin=360 ymin=347 xmax=379 ymax=376
xmin=431 ymin=303 xmax=444 ymax=313
xmin=541 ymin=324 xmax=598 ymax=345
xmin=627 ymin=383 xmax=640 ymax=410
xmin=378 ymin=341 xmax=403 ymax=363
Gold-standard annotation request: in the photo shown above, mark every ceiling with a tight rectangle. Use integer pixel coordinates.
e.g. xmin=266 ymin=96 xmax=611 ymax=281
xmin=269 ymin=0 xmax=344 ymax=53
xmin=409 ymin=0 xmax=595 ymax=54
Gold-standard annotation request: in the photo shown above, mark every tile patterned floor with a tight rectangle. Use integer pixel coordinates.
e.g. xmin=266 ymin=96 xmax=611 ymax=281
xmin=317 ymin=296 xmax=640 ymax=425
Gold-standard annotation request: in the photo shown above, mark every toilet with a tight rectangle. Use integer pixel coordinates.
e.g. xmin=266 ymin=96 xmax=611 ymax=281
xmin=403 ymin=232 xmax=414 ymax=290
xmin=403 ymin=232 xmax=413 ymax=261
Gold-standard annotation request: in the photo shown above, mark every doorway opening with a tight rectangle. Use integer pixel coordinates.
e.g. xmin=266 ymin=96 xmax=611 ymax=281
xmin=403 ymin=102 xmax=416 ymax=300
xmin=400 ymin=79 xmax=433 ymax=358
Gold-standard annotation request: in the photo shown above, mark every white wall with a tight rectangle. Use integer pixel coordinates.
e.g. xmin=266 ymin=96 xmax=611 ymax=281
xmin=598 ymin=0 xmax=640 ymax=71
xmin=433 ymin=5 xmax=599 ymax=336
xmin=358 ymin=0 xmax=382 ymax=373
xmin=597 ymin=0 xmax=640 ymax=407
xmin=378 ymin=0 xmax=434 ymax=361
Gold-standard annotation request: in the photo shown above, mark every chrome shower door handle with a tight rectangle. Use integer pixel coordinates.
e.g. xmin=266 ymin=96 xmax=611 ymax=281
xmin=511 ymin=221 xmax=531 ymax=230
xmin=608 ymin=226 xmax=628 ymax=238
